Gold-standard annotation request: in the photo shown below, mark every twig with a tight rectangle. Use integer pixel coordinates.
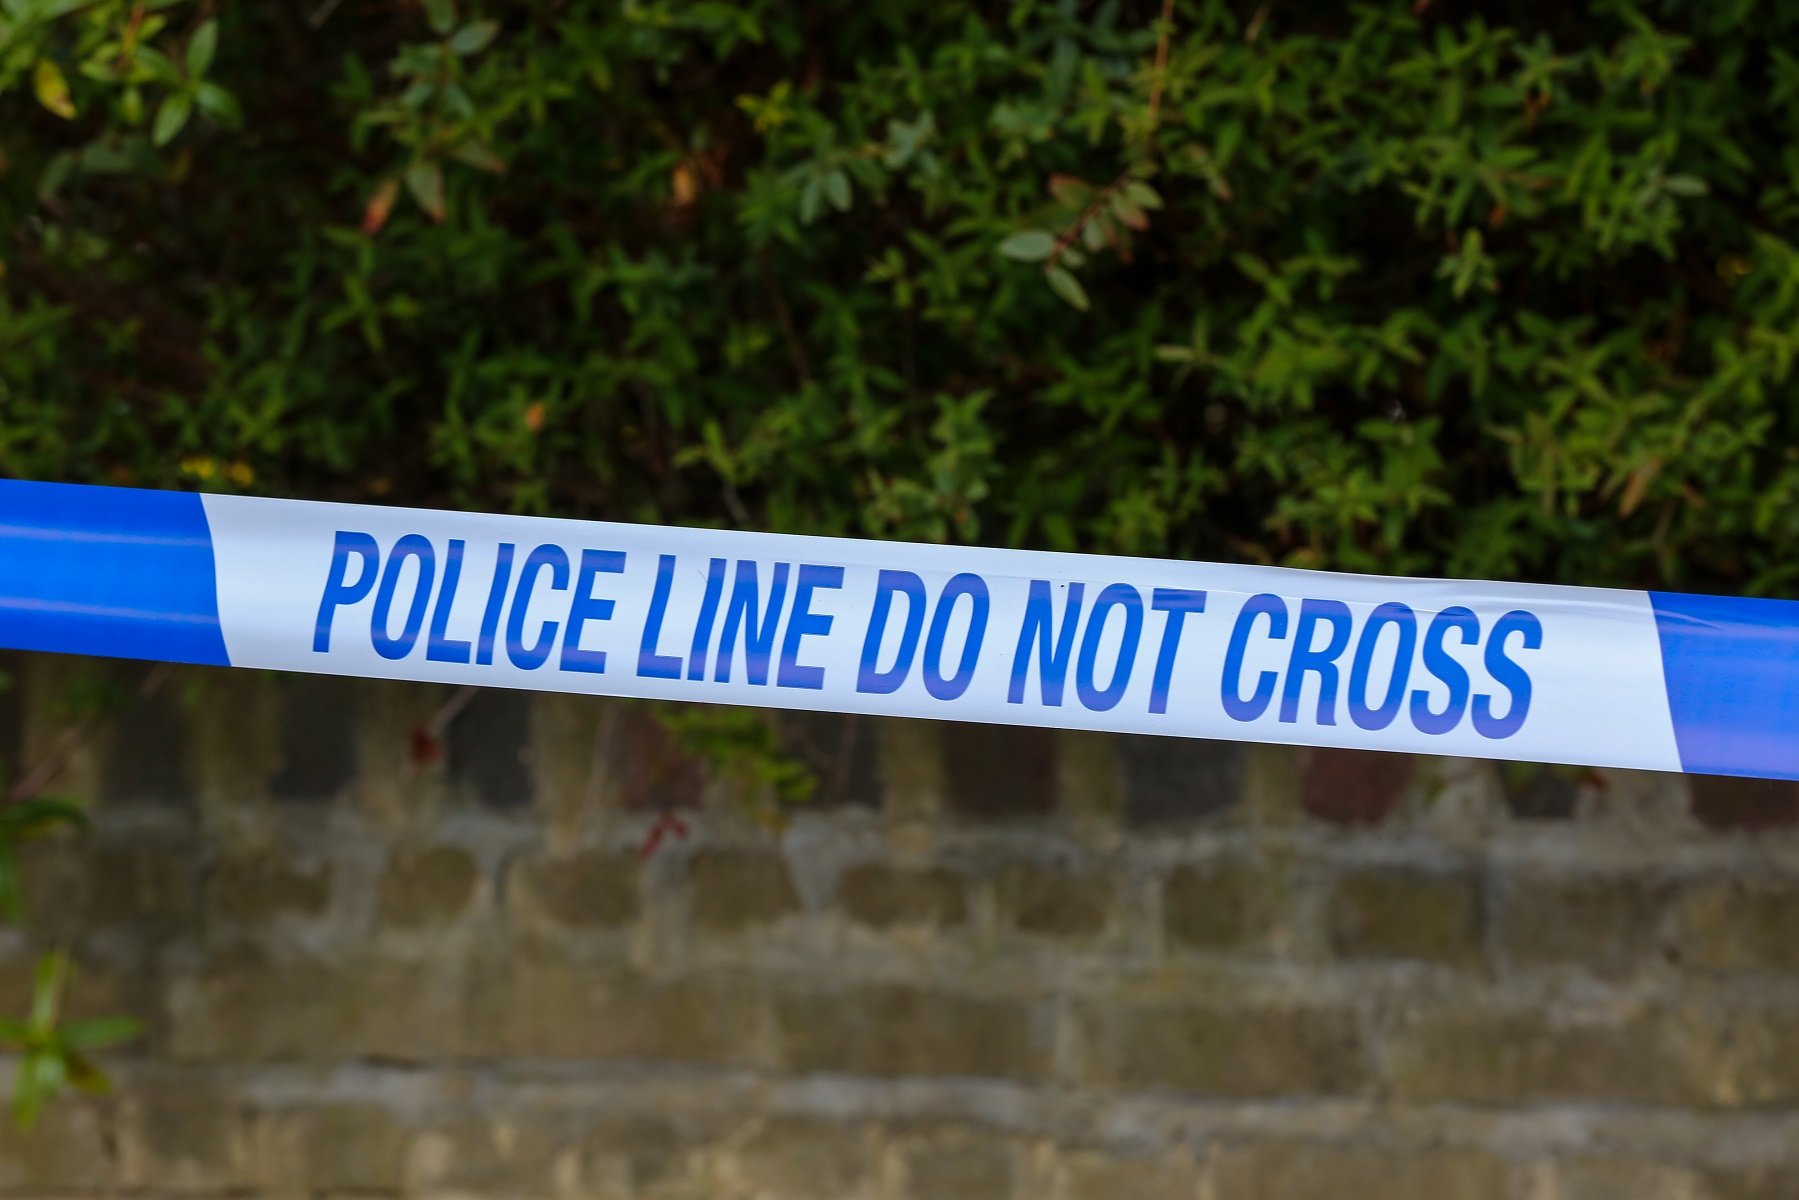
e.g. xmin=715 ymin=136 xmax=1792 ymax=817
xmin=6 ymin=664 xmax=171 ymax=805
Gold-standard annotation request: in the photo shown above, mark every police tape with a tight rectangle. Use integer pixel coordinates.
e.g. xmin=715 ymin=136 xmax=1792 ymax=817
xmin=0 ymin=478 xmax=1793 ymax=781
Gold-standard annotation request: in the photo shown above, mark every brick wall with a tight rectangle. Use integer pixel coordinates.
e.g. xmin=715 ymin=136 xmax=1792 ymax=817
xmin=1 ymin=652 xmax=1796 ymax=1198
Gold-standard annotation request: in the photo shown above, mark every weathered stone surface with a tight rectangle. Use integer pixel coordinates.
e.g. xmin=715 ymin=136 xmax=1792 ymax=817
xmin=208 ymin=847 xmax=331 ymax=922
xmin=1211 ymin=1142 xmax=1509 ymax=1200
xmin=837 ymin=862 xmax=966 ymax=929
xmin=167 ymin=952 xmax=463 ymax=1062
xmin=1119 ymin=734 xmax=1244 ymax=824
xmin=514 ymin=847 xmax=637 ymax=928
xmin=267 ymin=672 xmax=359 ymax=802
xmin=478 ymin=956 xmax=765 ymax=1065
xmin=102 ymin=678 xmax=195 ymax=810
xmin=775 ymin=983 xmax=1047 ymax=1080
xmin=1079 ymin=1000 xmax=1368 ymax=1096
xmin=117 ymin=1088 xmax=257 ymax=1191
xmin=941 ymin=722 xmax=1057 ymax=818
xmin=1672 ymin=878 xmax=1799 ymax=973
xmin=1301 ymin=748 xmax=1412 ymax=826
xmin=380 ymin=844 xmax=481 ymax=927
xmin=898 ymin=1127 xmax=1016 ymax=1199
xmin=1497 ymin=874 xmax=1666 ymax=977
xmin=689 ymin=847 xmax=800 ymax=931
xmin=1328 ymin=867 xmax=1483 ymax=965
xmin=449 ymin=689 xmax=535 ymax=808
xmin=84 ymin=841 xmax=201 ymax=931
xmin=735 ymin=1117 xmax=868 ymax=1200
xmin=1384 ymin=1004 xmax=1700 ymax=1106
xmin=1539 ymin=1156 xmax=1708 ymax=1200
xmin=1060 ymin=1150 xmax=1199 ymax=1200
xmin=407 ymin=1116 xmax=568 ymax=1192
xmin=996 ymin=860 xmax=1112 ymax=938
xmin=1163 ymin=858 xmax=1285 ymax=952
xmin=0 ymin=1101 xmax=112 ymax=1190
xmin=1689 ymin=775 xmax=1799 ymax=831
xmin=261 ymin=1103 xmax=409 ymax=1191
xmin=576 ymin=1115 xmax=701 ymax=1195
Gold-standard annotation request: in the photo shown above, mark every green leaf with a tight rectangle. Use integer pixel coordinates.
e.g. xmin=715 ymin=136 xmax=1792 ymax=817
xmin=998 ymin=230 xmax=1057 ymax=262
xmin=1045 ymin=266 xmax=1090 ymax=311
xmin=152 ymin=91 xmax=193 ymax=146
xmin=824 ymin=168 xmax=851 ymax=213
xmin=1122 ymin=180 xmax=1163 ymax=210
xmin=1663 ymin=173 xmax=1709 ymax=197
xmin=449 ymin=140 xmax=505 ymax=173
xmin=0 ymin=798 xmax=87 ymax=839
xmin=450 ymin=20 xmax=499 ymax=56
xmin=185 ymin=19 xmax=218 ymax=77
xmin=194 ymin=82 xmax=241 ymax=125
xmin=423 ymin=0 xmax=457 ymax=35
xmin=33 ymin=59 xmax=75 ymax=119
xmin=405 ymin=160 xmax=446 ymax=222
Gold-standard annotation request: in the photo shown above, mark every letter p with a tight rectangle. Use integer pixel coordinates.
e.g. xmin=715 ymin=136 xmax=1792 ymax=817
xmin=314 ymin=531 xmax=381 ymax=653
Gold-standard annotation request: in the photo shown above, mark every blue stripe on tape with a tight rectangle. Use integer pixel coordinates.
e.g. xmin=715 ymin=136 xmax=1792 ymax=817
xmin=1651 ymin=591 xmax=1799 ymax=781
xmin=0 ymin=479 xmax=229 ymax=667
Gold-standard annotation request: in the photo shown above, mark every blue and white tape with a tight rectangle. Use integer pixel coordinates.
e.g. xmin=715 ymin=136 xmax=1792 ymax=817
xmin=0 ymin=478 xmax=1793 ymax=781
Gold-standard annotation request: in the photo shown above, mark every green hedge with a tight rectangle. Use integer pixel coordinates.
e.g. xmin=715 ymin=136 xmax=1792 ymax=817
xmin=3 ymin=0 xmax=1796 ymax=592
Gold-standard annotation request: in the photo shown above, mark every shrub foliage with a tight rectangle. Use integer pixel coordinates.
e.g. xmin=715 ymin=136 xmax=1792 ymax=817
xmin=2 ymin=0 xmax=1797 ymax=592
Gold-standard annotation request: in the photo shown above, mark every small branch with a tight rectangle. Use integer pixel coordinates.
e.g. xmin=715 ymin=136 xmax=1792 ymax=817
xmin=1046 ymin=172 xmax=1132 ymax=270
xmin=1146 ymin=0 xmax=1176 ymax=138
xmin=6 ymin=664 xmax=171 ymax=806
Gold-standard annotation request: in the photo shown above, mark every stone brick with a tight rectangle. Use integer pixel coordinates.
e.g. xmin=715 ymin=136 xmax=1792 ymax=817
xmin=515 ymin=847 xmax=637 ymax=928
xmin=735 ymin=1117 xmax=868 ymax=1200
xmin=1211 ymin=1142 xmax=1509 ymax=1200
xmin=84 ymin=841 xmax=200 ymax=932
xmin=168 ymin=952 xmax=464 ymax=1062
xmin=997 ymin=861 xmax=1112 ymax=938
xmin=1163 ymin=858 xmax=1284 ymax=952
xmin=1061 ymin=1150 xmax=1199 ymax=1200
xmin=1540 ymin=1157 xmax=1708 ymax=1200
xmin=262 ymin=1103 xmax=409 ymax=1191
xmin=776 ymin=983 xmax=1047 ymax=1080
xmin=1701 ymin=1164 xmax=1799 ymax=1200
xmin=1497 ymin=874 xmax=1666 ymax=977
xmin=1384 ymin=1004 xmax=1699 ymax=1106
xmin=118 ymin=1089 xmax=256 ymax=1190
xmin=380 ymin=844 xmax=481 ymax=927
xmin=941 ymin=722 xmax=1057 ymax=818
xmin=1701 ymin=1003 xmax=1799 ymax=1106
xmin=1080 ymin=1000 xmax=1367 ymax=1097
xmin=1328 ymin=867 xmax=1482 ymax=965
xmin=1119 ymin=735 xmax=1244 ymax=824
xmin=1689 ymin=775 xmax=1799 ymax=831
xmin=0 ymin=1101 xmax=112 ymax=1190
xmin=481 ymin=957 xmax=764 ymax=1065
xmin=1499 ymin=762 xmax=1582 ymax=820
xmin=102 ymin=678 xmax=195 ymax=811
xmin=449 ymin=689 xmax=535 ymax=808
xmin=577 ymin=1115 xmax=701 ymax=1195
xmin=268 ymin=672 xmax=359 ymax=801
xmin=899 ymin=1127 xmax=1015 ymax=1199
xmin=407 ymin=1116 xmax=568 ymax=1192
xmin=208 ymin=847 xmax=331 ymax=922
xmin=777 ymin=711 xmax=883 ymax=807
xmin=1672 ymin=879 xmax=1799 ymax=973
xmin=838 ymin=862 xmax=966 ymax=929
xmin=1301 ymin=748 xmax=1412 ymax=826
xmin=689 ymin=847 xmax=799 ymax=931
